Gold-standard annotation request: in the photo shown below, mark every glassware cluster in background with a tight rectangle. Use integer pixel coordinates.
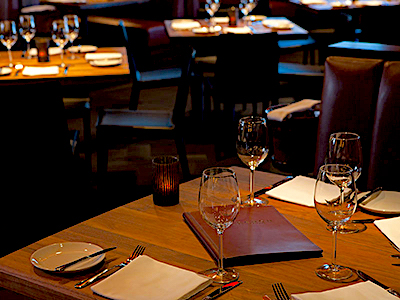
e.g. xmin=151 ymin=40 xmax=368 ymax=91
xmin=0 ymin=14 xmax=80 ymax=68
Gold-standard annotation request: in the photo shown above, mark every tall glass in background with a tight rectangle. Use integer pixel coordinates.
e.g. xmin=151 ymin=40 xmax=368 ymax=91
xmin=205 ymin=0 xmax=220 ymax=29
xmin=51 ymin=20 xmax=69 ymax=68
xmin=64 ymin=14 xmax=80 ymax=59
xmin=0 ymin=20 xmax=18 ymax=67
xmin=326 ymin=132 xmax=364 ymax=234
xmin=198 ymin=167 xmax=240 ymax=283
xmin=314 ymin=164 xmax=357 ymax=281
xmin=237 ymin=116 xmax=269 ymax=206
xmin=19 ymin=15 xmax=36 ymax=59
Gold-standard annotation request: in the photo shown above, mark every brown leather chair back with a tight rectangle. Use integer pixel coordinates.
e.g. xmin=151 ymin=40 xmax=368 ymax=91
xmin=314 ymin=56 xmax=384 ymax=189
xmin=367 ymin=61 xmax=400 ymax=191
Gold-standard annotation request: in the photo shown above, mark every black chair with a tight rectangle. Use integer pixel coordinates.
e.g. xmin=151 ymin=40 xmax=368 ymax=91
xmin=96 ymin=45 xmax=196 ymax=181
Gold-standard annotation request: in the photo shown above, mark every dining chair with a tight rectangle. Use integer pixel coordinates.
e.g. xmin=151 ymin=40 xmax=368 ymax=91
xmin=367 ymin=61 xmax=400 ymax=191
xmin=314 ymin=56 xmax=384 ymax=190
xmin=96 ymin=44 xmax=196 ymax=181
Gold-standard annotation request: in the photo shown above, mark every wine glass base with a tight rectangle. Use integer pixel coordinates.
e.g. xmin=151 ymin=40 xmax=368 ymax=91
xmin=315 ymin=264 xmax=353 ymax=281
xmin=241 ymin=197 xmax=269 ymax=207
xmin=199 ymin=267 xmax=239 ymax=284
xmin=326 ymin=222 xmax=366 ymax=234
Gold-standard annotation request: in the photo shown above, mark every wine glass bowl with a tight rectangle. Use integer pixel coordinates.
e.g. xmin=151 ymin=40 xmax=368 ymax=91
xmin=51 ymin=19 xmax=69 ymax=68
xmin=205 ymin=0 xmax=220 ymax=28
xmin=0 ymin=20 xmax=18 ymax=67
xmin=314 ymin=164 xmax=357 ymax=281
xmin=64 ymin=14 xmax=80 ymax=59
xmin=239 ymin=0 xmax=258 ymax=24
xmin=198 ymin=167 xmax=241 ymax=283
xmin=237 ymin=116 xmax=269 ymax=206
xmin=19 ymin=15 xmax=36 ymax=59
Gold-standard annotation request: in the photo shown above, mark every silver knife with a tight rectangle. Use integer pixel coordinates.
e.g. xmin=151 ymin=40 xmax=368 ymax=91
xmin=357 ymin=186 xmax=382 ymax=204
xmin=202 ymin=280 xmax=243 ymax=300
xmin=55 ymin=246 xmax=116 ymax=272
xmin=253 ymin=176 xmax=294 ymax=198
xmin=356 ymin=270 xmax=400 ymax=297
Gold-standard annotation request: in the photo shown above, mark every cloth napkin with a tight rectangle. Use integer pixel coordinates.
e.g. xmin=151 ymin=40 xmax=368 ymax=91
xmin=91 ymin=255 xmax=212 ymax=300
xmin=85 ymin=52 xmax=123 ymax=61
xmin=292 ymin=281 xmax=399 ymax=299
xmin=300 ymin=0 xmax=327 ymax=4
xmin=265 ymin=176 xmax=316 ymax=207
xmin=374 ymin=217 xmax=400 ymax=249
xmin=223 ymin=26 xmax=252 ymax=34
xmin=267 ymin=99 xmax=321 ymax=122
xmin=22 ymin=66 xmax=59 ymax=76
xmin=171 ymin=19 xmax=201 ymax=30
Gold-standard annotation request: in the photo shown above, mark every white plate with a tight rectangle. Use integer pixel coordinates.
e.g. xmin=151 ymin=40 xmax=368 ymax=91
xmin=359 ymin=190 xmax=400 ymax=214
xmin=68 ymin=45 xmax=98 ymax=53
xmin=29 ymin=47 xmax=62 ymax=56
xmin=0 ymin=67 xmax=12 ymax=76
xmin=262 ymin=19 xmax=294 ymax=29
xmin=243 ymin=15 xmax=267 ymax=22
xmin=89 ymin=58 xmax=122 ymax=67
xmin=30 ymin=242 xmax=105 ymax=272
xmin=192 ymin=26 xmax=221 ymax=34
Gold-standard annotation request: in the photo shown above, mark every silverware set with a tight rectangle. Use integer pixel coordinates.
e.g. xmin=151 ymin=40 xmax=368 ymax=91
xmin=75 ymin=245 xmax=145 ymax=289
xmin=272 ymin=283 xmax=291 ymax=300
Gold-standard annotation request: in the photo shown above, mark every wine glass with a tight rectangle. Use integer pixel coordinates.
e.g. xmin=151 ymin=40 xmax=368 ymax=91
xmin=314 ymin=164 xmax=357 ymax=281
xmin=0 ymin=20 xmax=18 ymax=67
xmin=198 ymin=167 xmax=241 ymax=283
xmin=64 ymin=14 xmax=80 ymax=59
xmin=51 ymin=19 xmax=69 ymax=68
xmin=205 ymin=0 xmax=220 ymax=29
xmin=237 ymin=116 xmax=269 ymax=206
xmin=326 ymin=132 xmax=364 ymax=234
xmin=19 ymin=15 xmax=36 ymax=59
xmin=239 ymin=0 xmax=258 ymax=25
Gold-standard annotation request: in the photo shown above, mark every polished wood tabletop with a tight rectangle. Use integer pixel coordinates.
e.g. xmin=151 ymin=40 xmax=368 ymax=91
xmin=165 ymin=17 xmax=309 ymax=40
xmin=0 ymin=166 xmax=399 ymax=299
xmin=287 ymin=0 xmax=400 ymax=12
xmin=0 ymin=47 xmax=130 ymax=86
xmin=40 ymin=0 xmax=150 ymax=9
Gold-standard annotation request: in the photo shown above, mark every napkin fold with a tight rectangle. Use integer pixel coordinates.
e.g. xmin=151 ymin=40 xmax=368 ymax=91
xmin=265 ymin=176 xmax=316 ymax=207
xmin=374 ymin=216 xmax=400 ymax=249
xmin=171 ymin=19 xmax=201 ymax=30
xmin=85 ymin=52 xmax=123 ymax=61
xmin=22 ymin=66 xmax=59 ymax=76
xmin=267 ymin=99 xmax=321 ymax=122
xmin=292 ymin=281 xmax=399 ymax=300
xmin=91 ymin=255 xmax=212 ymax=300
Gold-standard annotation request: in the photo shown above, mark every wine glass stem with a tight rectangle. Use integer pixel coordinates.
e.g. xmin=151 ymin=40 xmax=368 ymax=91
xmin=249 ymin=168 xmax=255 ymax=206
xmin=217 ymin=231 xmax=224 ymax=275
xmin=332 ymin=229 xmax=338 ymax=271
xmin=60 ymin=46 xmax=65 ymax=68
xmin=7 ymin=47 xmax=13 ymax=67
xmin=27 ymin=42 xmax=31 ymax=59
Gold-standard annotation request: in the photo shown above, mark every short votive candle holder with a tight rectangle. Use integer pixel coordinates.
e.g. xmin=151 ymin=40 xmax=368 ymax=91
xmin=152 ymin=155 xmax=180 ymax=206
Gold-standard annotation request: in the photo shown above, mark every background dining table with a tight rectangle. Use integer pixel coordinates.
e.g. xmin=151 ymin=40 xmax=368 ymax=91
xmin=0 ymin=166 xmax=398 ymax=299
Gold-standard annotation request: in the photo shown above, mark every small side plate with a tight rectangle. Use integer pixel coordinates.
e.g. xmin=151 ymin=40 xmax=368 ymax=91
xmin=359 ymin=191 xmax=400 ymax=214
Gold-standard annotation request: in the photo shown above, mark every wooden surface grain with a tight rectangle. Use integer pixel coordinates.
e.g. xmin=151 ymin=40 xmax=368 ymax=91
xmin=0 ymin=166 xmax=399 ymax=299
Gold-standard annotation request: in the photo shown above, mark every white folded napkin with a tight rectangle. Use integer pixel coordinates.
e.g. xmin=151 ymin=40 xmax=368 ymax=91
xmin=91 ymin=255 xmax=212 ymax=300
xmin=22 ymin=66 xmax=59 ymax=76
xmin=300 ymin=0 xmax=327 ymax=4
xmin=265 ymin=176 xmax=316 ymax=207
xmin=29 ymin=47 xmax=62 ymax=56
xmin=267 ymin=99 xmax=321 ymax=122
xmin=374 ymin=216 xmax=400 ymax=249
xmin=85 ymin=52 xmax=123 ymax=61
xmin=223 ymin=26 xmax=252 ymax=34
xmin=292 ymin=281 xmax=399 ymax=300
xmin=171 ymin=19 xmax=201 ymax=30
xmin=262 ymin=19 xmax=294 ymax=29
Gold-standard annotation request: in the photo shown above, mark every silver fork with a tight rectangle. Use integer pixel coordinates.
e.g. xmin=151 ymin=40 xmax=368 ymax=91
xmin=389 ymin=240 xmax=400 ymax=253
xmin=75 ymin=245 xmax=145 ymax=289
xmin=272 ymin=283 xmax=291 ymax=300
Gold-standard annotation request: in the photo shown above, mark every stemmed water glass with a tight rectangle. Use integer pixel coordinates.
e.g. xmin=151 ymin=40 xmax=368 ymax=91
xmin=205 ymin=0 xmax=220 ymax=29
xmin=19 ymin=15 xmax=36 ymax=59
xmin=0 ymin=20 xmax=18 ymax=67
xmin=239 ymin=0 xmax=258 ymax=25
xmin=198 ymin=167 xmax=241 ymax=283
xmin=314 ymin=164 xmax=357 ymax=281
xmin=64 ymin=14 xmax=80 ymax=59
xmin=326 ymin=132 xmax=364 ymax=234
xmin=237 ymin=116 xmax=270 ymax=206
xmin=51 ymin=20 xmax=69 ymax=68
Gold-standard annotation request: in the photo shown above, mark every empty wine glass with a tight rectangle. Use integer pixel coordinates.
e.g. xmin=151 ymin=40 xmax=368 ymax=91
xmin=205 ymin=0 xmax=220 ymax=29
xmin=51 ymin=19 xmax=69 ymax=68
xmin=326 ymin=132 xmax=364 ymax=234
xmin=19 ymin=15 xmax=36 ymax=59
xmin=237 ymin=116 xmax=269 ymax=206
xmin=0 ymin=20 xmax=18 ymax=67
xmin=198 ymin=167 xmax=241 ymax=283
xmin=239 ymin=0 xmax=258 ymax=25
xmin=314 ymin=164 xmax=357 ymax=281
xmin=64 ymin=14 xmax=80 ymax=59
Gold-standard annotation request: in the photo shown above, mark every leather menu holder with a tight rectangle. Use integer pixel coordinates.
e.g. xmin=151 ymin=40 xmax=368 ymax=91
xmin=183 ymin=206 xmax=322 ymax=267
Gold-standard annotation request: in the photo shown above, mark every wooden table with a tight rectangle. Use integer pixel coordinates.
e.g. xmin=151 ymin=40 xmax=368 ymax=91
xmin=165 ymin=17 xmax=309 ymax=41
xmin=328 ymin=41 xmax=400 ymax=60
xmin=40 ymin=0 xmax=149 ymax=10
xmin=0 ymin=47 xmax=130 ymax=87
xmin=0 ymin=166 xmax=399 ymax=299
